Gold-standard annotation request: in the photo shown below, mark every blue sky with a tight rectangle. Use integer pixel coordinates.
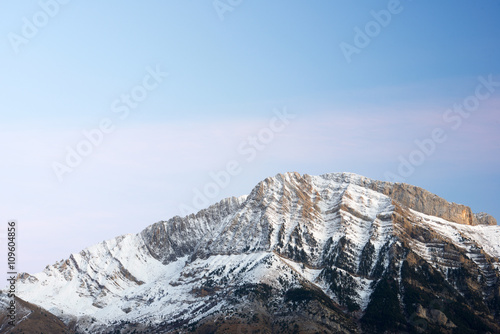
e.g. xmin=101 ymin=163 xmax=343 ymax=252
xmin=0 ymin=1 xmax=499 ymax=276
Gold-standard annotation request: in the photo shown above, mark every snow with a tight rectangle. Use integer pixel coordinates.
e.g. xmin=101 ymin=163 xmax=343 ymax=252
xmin=17 ymin=233 xmax=188 ymax=322
xmin=9 ymin=172 xmax=500 ymax=331
xmin=409 ymin=209 xmax=500 ymax=273
xmin=279 ymin=256 xmax=323 ymax=284
xmin=410 ymin=209 xmax=500 ymax=258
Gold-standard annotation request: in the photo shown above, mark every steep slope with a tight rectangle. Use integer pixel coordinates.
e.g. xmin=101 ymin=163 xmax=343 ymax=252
xmin=0 ymin=292 xmax=73 ymax=333
xmin=9 ymin=172 xmax=500 ymax=333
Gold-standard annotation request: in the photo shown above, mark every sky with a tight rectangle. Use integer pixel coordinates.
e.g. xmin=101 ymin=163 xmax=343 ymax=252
xmin=0 ymin=0 xmax=499 ymax=278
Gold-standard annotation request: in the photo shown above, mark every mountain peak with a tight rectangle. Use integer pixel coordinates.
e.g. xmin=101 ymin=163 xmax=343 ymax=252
xmin=8 ymin=172 xmax=500 ymax=333
xmin=264 ymin=172 xmax=497 ymax=226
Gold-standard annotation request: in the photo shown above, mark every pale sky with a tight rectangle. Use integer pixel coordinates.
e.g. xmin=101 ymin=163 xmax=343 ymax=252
xmin=0 ymin=1 xmax=499 ymax=278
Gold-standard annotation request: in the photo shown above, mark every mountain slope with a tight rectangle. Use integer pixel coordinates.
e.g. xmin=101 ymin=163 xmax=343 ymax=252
xmin=11 ymin=172 xmax=500 ymax=333
xmin=0 ymin=292 xmax=73 ymax=333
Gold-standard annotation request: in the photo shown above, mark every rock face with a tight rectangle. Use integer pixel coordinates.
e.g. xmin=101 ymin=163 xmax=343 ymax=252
xmin=7 ymin=172 xmax=500 ymax=333
xmin=475 ymin=211 xmax=498 ymax=226
xmin=326 ymin=173 xmax=497 ymax=226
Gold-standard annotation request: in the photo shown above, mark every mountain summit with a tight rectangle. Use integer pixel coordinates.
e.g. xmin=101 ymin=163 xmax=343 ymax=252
xmin=6 ymin=172 xmax=500 ymax=333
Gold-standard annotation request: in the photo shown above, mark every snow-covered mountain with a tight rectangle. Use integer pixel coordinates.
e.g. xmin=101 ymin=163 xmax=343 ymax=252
xmin=8 ymin=172 xmax=500 ymax=333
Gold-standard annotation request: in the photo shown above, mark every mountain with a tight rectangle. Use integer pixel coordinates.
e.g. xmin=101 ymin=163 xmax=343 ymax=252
xmin=0 ymin=293 xmax=73 ymax=333
xmin=9 ymin=172 xmax=500 ymax=333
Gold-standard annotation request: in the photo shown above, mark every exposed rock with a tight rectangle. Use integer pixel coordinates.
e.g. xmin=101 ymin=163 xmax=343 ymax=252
xmin=317 ymin=173 xmax=497 ymax=226
xmin=8 ymin=172 xmax=500 ymax=333
xmin=475 ymin=212 xmax=498 ymax=226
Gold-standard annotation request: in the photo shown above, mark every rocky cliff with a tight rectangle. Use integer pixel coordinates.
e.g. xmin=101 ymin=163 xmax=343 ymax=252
xmin=7 ymin=172 xmax=500 ymax=333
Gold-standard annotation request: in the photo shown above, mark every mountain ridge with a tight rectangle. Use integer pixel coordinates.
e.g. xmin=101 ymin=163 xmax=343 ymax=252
xmin=7 ymin=172 xmax=500 ymax=333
